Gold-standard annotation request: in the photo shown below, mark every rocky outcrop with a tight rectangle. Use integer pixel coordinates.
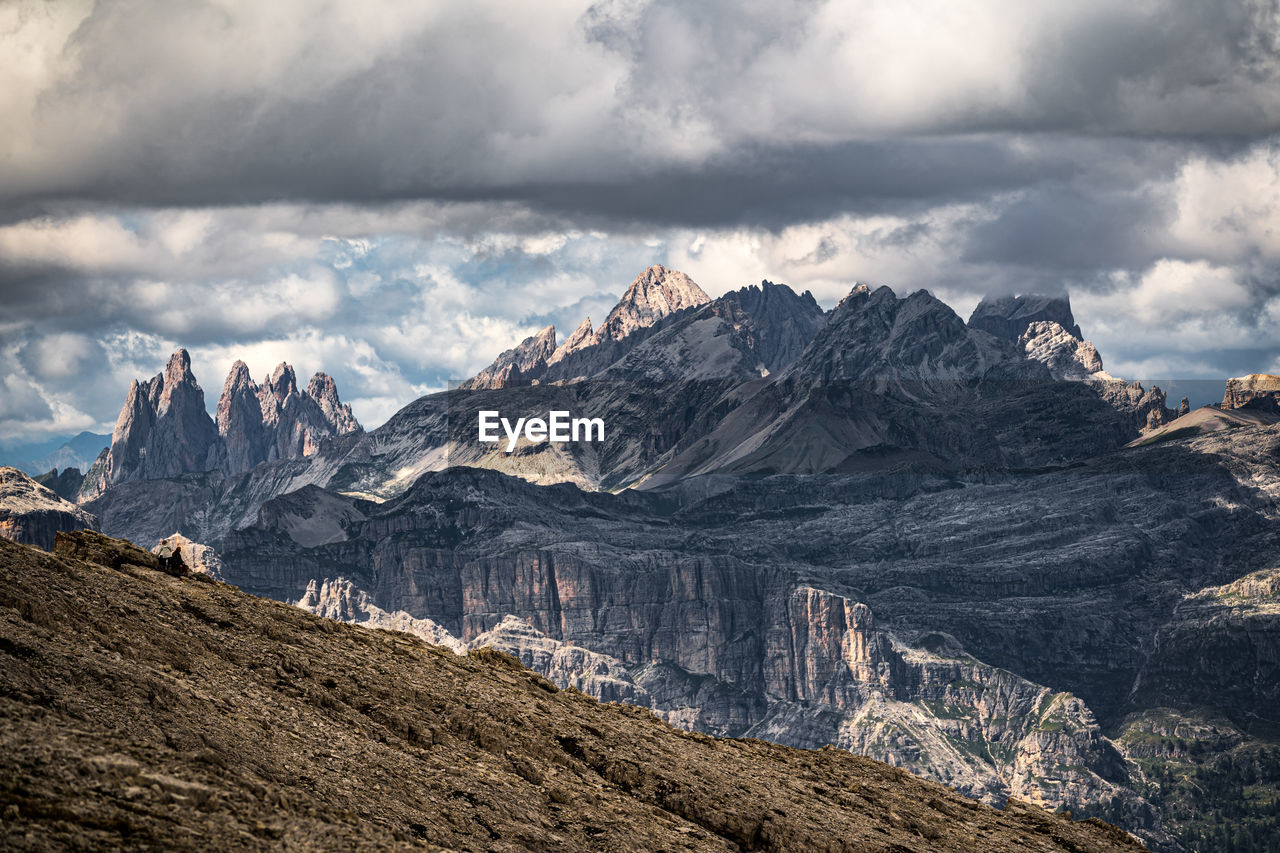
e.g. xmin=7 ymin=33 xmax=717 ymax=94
xmin=1019 ymin=321 xmax=1108 ymax=380
xmin=1222 ymin=374 xmax=1280 ymax=411
xmin=0 ymin=466 xmax=97 ymax=550
xmin=296 ymin=576 xmax=464 ymax=652
xmin=151 ymin=532 xmax=225 ymax=580
xmin=460 ymin=325 xmax=558 ymax=389
xmin=547 ymin=316 xmax=594 ymax=365
xmin=1094 ymin=381 xmax=1174 ymax=433
xmin=471 ymin=615 xmax=651 ymax=703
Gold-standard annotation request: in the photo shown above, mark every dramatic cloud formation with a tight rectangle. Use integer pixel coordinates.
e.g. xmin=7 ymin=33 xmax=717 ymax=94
xmin=0 ymin=0 xmax=1277 ymax=443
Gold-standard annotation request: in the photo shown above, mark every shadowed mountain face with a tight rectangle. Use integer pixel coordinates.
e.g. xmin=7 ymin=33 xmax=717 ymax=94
xmin=48 ymin=268 xmax=1280 ymax=850
xmin=0 ymin=533 xmax=1145 ymax=853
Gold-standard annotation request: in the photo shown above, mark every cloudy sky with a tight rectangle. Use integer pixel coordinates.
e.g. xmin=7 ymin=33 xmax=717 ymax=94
xmin=1 ymin=0 xmax=1278 ymax=444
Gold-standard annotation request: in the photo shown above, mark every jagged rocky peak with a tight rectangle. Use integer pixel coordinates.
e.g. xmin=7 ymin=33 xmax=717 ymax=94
xmin=80 ymin=348 xmax=222 ymax=499
xmin=793 ymin=283 xmax=1008 ymax=382
xmin=717 ymin=280 xmax=826 ymax=373
xmin=968 ymin=292 xmax=1083 ymax=341
xmin=594 ymin=264 xmax=710 ymax=344
xmin=547 ymin=316 xmax=593 ymax=365
xmin=1222 ymin=373 xmax=1280 ymax=411
xmin=224 ymin=360 xmax=361 ymax=470
xmin=0 ymin=466 xmax=98 ymax=550
xmin=462 ymin=324 xmax=558 ymax=390
xmin=83 ymin=350 xmax=362 ymax=495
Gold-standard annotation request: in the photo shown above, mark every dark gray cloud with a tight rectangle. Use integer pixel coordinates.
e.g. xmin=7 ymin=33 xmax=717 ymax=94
xmin=4 ymin=0 xmax=1278 ymax=222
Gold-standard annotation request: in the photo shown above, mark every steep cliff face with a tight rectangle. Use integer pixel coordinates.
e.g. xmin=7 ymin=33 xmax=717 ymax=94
xmin=1128 ymin=567 xmax=1280 ymax=727
xmin=753 ymin=588 xmax=1162 ymax=838
xmin=0 ymin=466 xmax=98 ymax=550
xmin=1222 ymin=374 xmax=1280 ymax=411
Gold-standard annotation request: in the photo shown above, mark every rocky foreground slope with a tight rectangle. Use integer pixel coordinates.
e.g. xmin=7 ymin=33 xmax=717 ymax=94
xmin=0 ymin=533 xmax=1143 ymax=852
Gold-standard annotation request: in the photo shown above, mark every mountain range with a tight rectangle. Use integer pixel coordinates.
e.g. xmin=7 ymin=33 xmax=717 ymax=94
xmin=4 ymin=264 xmax=1280 ymax=851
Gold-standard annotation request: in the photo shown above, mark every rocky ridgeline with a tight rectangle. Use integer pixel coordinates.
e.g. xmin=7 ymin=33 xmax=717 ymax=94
xmin=0 ymin=467 xmax=97 ymax=551
xmin=0 ymin=533 xmax=1144 ymax=852
xmin=79 ymin=350 xmax=360 ymax=500
xmin=463 ymin=264 xmax=716 ymax=388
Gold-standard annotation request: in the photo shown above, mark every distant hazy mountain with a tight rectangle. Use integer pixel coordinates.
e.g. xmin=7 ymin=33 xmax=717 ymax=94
xmin=0 ymin=431 xmax=111 ymax=476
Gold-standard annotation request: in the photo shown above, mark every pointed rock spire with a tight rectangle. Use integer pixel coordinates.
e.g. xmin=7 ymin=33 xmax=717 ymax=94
xmin=217 ymin=360 xmax=266 ymax=474
xmin=306 ymin=372 xmax=360 ymax=435
xmin=548 ymin=316 xmax=594 ymax=365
